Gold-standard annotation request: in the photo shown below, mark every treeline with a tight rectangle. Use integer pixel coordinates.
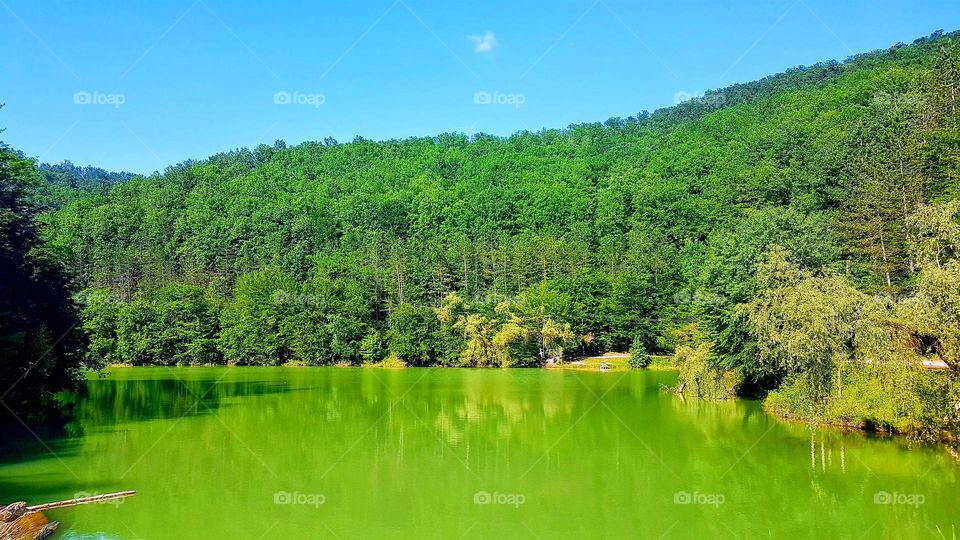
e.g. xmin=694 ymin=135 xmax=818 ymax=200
xmin=26 ymin=31 xmax=960 ymax=436
xmin=81 ymin=280 xmax=576 ymax=368
xmin=32 ymin=160 xmax=134 ymax=210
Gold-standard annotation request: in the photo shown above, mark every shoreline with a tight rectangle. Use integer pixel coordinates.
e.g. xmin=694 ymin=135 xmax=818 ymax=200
xmin=94 ymin=364 xmax=956 ymax=451
xmin=763 ymin=403 xmax=960 ymax=452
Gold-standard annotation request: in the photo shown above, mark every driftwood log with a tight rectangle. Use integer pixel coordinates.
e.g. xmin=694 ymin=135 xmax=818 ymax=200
xmin=0 ymin=491 xmax=135 ymax=540
xmin=0 ymin=502 xmax=56 ymax=540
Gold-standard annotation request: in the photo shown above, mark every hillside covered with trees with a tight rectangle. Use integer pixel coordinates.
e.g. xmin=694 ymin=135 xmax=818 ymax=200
xmin=22 ymin=31 xmax=960 ymax=438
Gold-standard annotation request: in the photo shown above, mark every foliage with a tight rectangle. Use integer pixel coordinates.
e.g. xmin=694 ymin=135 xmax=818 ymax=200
xmin=751 ymin=234 xmax=960 ymax=436
xmin=739 ymin=247 xmax=889 ymax=400
xmin=218 ymin=268 xmax=295 ymax=365
xmin=14 ymin=31 xmax=960 ymax=436
xmin=0 ymin=140 xmax=86 ymax=423
xmin=628 ymin=338 xmax=651 ymax=368
xmin=674 ymin=344 xmax=739 ymax=399
xmin=387 ymin=304 xmax=439 ymax=366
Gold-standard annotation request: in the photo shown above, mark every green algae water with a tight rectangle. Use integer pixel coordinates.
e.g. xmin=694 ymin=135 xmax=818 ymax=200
xmin=0 ymin=367 xmax=956 ymax=539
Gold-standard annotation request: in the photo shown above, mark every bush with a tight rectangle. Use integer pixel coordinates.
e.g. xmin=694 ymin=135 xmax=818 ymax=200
xmin=377 ymin=353 xmax=407 ymax=368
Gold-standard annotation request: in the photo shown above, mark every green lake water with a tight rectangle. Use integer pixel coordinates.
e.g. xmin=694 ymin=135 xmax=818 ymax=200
xmin=0 ymin=367 xmax=956 ymax=539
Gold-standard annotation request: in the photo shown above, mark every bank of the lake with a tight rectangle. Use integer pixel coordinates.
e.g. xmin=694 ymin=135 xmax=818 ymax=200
xmin=1 ymin=367 xmax=956 ymax=539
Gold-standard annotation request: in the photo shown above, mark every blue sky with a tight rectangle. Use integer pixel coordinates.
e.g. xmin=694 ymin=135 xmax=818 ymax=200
xmin=2 ymin=0 xmax=959 ymax=174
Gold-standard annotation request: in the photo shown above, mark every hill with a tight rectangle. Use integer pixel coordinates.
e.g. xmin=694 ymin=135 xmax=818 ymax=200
xmin=36 ymin=30 xmax=960 ymax=437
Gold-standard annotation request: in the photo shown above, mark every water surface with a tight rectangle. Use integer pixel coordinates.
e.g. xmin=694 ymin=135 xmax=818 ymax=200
xmin=0 ymin=367 xmax=956 ymax=539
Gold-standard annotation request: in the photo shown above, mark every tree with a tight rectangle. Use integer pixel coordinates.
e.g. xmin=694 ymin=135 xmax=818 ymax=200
xmin=629 ymin=338 xmax=651 ymax=368
xmin=907 ymin=200 xmax=960 ymax=269
xmin=512 ymin=283 xmax=575 ymax=362
xmin=458 ymin=313 xmax=498 ymax=367
xmin=79 ymin=288 xmax=121 ymax=368
xmin=898 ymin=261 xmax=960 ymax=373
xmin=491 ymin=311 xmax=531 ymax=367
xmin=841 ymin=89 xmax=929 ymax=289
xmin=114 ymin=285 xmax=220 ymax=366
xmin=386 ymin=304 xmax=438 ymax=366
xmin=740 ymin=247 xmax=887 ymax=401
xmin=219 ymin=268 xmax=295 ymax=365
xmin=675 ymin=344 xmax=738 ymax=399
xmin=0 ymin=141 xmax=86 ymax=423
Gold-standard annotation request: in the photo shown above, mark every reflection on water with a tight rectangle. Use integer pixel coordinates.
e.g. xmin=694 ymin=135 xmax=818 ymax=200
xmin=0 ymin=367 xmax=956 ymax=539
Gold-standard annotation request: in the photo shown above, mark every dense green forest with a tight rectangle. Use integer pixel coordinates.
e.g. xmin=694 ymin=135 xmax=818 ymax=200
xmin=4 ymin=31 xmax=960 ymax=437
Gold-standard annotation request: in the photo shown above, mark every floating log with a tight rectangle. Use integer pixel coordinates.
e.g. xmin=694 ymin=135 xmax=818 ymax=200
xmin=1 ymin=491 xmax=135 ymax=540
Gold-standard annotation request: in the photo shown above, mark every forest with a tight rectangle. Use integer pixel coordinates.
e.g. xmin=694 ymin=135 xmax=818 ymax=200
xmin=3 ymin=30 xmax=959 ymax=439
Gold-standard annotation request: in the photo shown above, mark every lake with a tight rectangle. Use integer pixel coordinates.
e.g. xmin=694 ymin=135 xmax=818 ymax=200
xmin=0 ymin=367 xmax=956 ymax=539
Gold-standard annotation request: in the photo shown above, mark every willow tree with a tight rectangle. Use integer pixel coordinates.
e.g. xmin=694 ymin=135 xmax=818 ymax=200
xmin=907 ymin=200 xmax=960 ymax=269
xmin=740 ymin=247 xmax=888 ymax=402
xmin=457 ymin=313 xmax=498 ymax=367
xmin=900 ymin=201 xmax=960 ymax=373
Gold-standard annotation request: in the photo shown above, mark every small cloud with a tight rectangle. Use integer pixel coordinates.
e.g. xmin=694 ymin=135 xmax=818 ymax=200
xmin=467 ymin=31 xmax=497 ymax=53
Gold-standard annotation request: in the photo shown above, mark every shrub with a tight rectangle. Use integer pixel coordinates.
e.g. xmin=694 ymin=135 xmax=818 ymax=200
xmin=629 ymin=338 xmax=651 ymax=368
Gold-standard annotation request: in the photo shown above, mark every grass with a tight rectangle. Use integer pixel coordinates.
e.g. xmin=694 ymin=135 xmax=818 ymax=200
xmin=554 ymin=352 xmax=677 ymax=372
xmin=556 ymin=353 xmax=631 ymax=372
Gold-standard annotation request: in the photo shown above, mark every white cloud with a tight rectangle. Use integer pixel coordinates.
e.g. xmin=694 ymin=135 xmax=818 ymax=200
xmin=467 ymin=31 xmax=497 ymax=53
